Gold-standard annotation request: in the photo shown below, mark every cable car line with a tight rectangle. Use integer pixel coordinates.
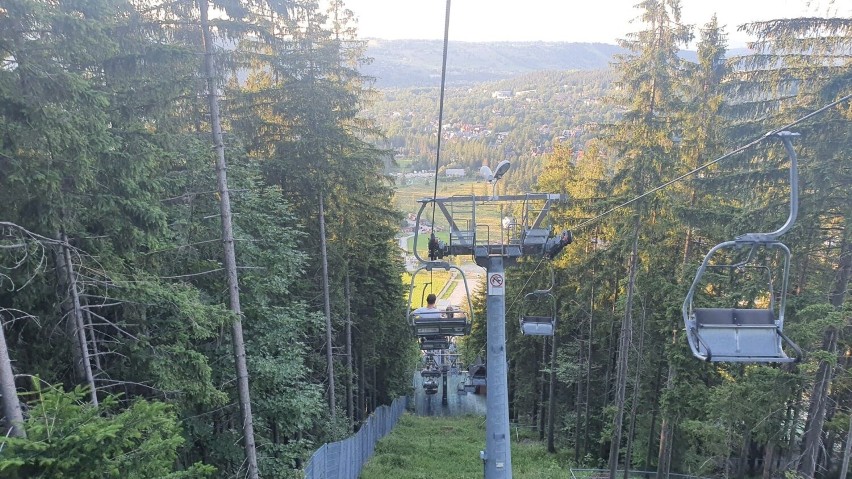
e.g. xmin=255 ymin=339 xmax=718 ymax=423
xmin=507 ymin=256 xmax=548 ymax=315
xmin=429 ymin=0 xmax=452 ymax=229
xmin=569 ymin=91 xmax=852 ymax=232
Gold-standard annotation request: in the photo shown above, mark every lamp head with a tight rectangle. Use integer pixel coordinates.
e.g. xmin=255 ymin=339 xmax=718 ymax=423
xmin=493 ymin=160 xmax=511 ymax=181
xmin=479 ymin=165 xmax=493 ymax=182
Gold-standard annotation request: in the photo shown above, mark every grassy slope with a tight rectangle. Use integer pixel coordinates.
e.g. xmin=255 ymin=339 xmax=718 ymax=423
xmin=361 ymin=415 xmax=568 ymax=479
xmin=403 ymin=270 xmax=452 ymax=309
xmin=396 ymin=179 xmax=504 ymax=235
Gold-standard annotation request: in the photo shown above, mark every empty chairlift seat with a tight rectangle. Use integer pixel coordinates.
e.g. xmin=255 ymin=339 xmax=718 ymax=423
xmin=469 ymin=363 xmax=486 ymax=386
xmin=519 ymin=284 xmax=556 ymax=337
xmin=520 ymin=315 xmax=555 ymax=336
xmin=683 ymin=132 xmax=804 ymax=363
xmin=689 ymin=308 xmax=797 ymax=362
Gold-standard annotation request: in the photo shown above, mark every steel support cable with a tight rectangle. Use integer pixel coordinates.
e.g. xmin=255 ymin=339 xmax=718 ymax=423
xmin=569 ymin=92 xmax=852 ymax=232
xmin=430 ymin=0 xmax=452 ymax=229
xmin=507 ymin=256 xmax=548 ymax=317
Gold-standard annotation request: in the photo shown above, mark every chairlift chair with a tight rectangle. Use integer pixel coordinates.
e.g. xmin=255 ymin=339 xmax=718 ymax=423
xmin=519 ymin=267 xmax=557 ymax=336
xmin=683 ymin=132 xmax=803 ymax=363
xmin=421 ymin=368 xmax=442 ymax=379
xmin=423 ymin=379 xmax=439 ymax=395
xmin=456 ymin=381 xmax=467 ymax=395
xmin=420 ymin=336 xmax=450 ymax=351
xmin=407 ymin=263 xmax=474 ymax=339
xmin=469 ymin=362 xmax=487 ymax=386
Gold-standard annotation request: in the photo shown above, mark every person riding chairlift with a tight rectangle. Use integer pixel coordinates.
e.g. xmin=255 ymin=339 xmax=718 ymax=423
xmin=412 ymin=293 xmax=442 ymax=319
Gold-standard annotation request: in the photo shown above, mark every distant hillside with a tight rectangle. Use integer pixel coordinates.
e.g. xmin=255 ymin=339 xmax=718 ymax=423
xmin=361 ymin=39 xmax=624 ymax=88
xmin=360 ymin=39 xmax=752 ymax=88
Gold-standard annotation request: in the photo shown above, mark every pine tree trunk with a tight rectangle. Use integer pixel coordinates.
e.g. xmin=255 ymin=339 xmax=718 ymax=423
xmin=609 ymin=221 xmax=640 ymax=479
xmin=738 ymin=432 xmax=750 ymax=479
xmin=839 ymin=413 xmax=852 ymax=479
xmin=358 ymin=349 xmax=366 ymax=422
xmin=801 ymin=224 xmax=851 ymax=478
xmin=319 ymin=191 xmax=336 ymax=417
xmin=657 ymin=365 xmax=676 ymax=479
xmin=547 ymin=306 xmax=558 ymax=454
xmin=786 ymin=395 xmax=803 ymax=468
xmin=54 ymin=244 xmax=85 ymax=383
xmin=763 ymin=441 xmax=775 ymax=479
xmin=371 ymin=366 xmax=377 ymax=411
xmin=584 ymin=277 xmax=594 ymax=460
xmin=60 ymin=233 xmax=97 ymax=406
xmin=574 ymin=336 xmax=582 ymax=461
xmin=199 ymin=4 xmax=259 ymax=477
xmin=0 ymin=311 xmax=25 ymax=438
xmin=623 ymin=307 xmax=646 ymax=479
xmin=83 ymin=305 xmax=101 ymax=371
xmin=538 ymin=337 xmax=547 ymax=440
xmin=646 ymin=362 xmax=663 ymax=470
xmin=345 ymin=268 xmax=354 ymax=432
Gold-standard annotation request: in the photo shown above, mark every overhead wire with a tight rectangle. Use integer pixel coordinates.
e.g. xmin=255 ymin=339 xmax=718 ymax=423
xmin=506 ymin=256 xmax=548 ymax=315
xmin=429 ymin=0 xmax=452 ymax=229
xmin=569 ymin=91 xmax=852 ymax=232
xmin=506 ymin=93 xmax=852 ymax=324
xmin=423 ymin=0 xmax=451 ymax=288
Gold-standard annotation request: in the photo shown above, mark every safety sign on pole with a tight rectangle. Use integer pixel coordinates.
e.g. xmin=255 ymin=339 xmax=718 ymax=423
xmin=488 ymin=272 xmax=505 ymax=296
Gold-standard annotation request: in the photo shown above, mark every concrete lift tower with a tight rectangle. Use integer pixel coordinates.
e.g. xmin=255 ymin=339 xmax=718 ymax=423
xmin=411 ymin=161 xmax=572 ymax=478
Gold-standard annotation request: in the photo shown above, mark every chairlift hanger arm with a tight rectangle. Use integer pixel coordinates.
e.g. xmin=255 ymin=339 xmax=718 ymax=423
xmin=735 ymin=132 xmax=800 ymax=244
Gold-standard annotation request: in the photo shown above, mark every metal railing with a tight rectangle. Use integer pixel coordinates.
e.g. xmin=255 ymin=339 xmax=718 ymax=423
xmin=303 ymin=396 xmax=408 ymax=479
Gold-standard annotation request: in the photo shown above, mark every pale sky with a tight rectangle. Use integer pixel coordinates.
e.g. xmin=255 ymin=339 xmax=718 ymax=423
xmin=340 ymin=0 xmax=848 ymax=48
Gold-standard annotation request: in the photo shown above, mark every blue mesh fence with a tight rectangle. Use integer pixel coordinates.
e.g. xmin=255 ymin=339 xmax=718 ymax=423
xmin=303 ymin=396 xmax=408 ymax=479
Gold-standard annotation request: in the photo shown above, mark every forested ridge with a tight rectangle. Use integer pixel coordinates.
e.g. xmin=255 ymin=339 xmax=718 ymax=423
xmin=0 ymin=0 xmax=850 ymax=478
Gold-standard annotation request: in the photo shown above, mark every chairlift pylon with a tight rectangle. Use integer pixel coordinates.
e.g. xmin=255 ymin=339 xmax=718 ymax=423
xmin=683 ymin=131 xmax=804 ymax=363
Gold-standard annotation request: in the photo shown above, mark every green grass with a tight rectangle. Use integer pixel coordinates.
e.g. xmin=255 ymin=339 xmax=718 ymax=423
xmin=405 ymin=231 xmax=450 ymax=256
xmin=361 ymin=415 xmax=569 ymax=479
xmin=395 ymin=181 xmax=503 ymax=232
xmin=394 ymin=180 xmax=488 ymax=214
xmin=439 ymin=279 xmax=458 ymax=300
xmin=403 ymin=271 xmax=452 ymax=309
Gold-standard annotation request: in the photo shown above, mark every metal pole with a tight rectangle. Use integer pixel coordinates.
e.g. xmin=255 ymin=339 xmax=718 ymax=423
xmin=442 ymin=370 xmax=448 ymax=406
xmin=484 ymin=256 xmax=512 ymax=478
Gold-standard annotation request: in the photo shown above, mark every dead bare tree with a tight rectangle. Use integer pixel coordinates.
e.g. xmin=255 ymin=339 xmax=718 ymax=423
xmin=199 ymin=4 xmax=259 ymax=477
xmin=0 ymin=222 xmax=69 ymax=438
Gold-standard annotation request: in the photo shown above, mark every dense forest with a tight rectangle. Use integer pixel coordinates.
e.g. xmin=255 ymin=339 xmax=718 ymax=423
xmin=0 ymin=0 xmax=413 ymax=477
xmin=458 ymin=6 xmax=852 ymax=479
xmin=0 ymin=0 xmax=851 ymax=478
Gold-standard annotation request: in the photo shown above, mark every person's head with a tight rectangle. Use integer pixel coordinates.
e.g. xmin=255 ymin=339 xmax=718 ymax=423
xmin=426 ymin=293 xmax=437 ymax=307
